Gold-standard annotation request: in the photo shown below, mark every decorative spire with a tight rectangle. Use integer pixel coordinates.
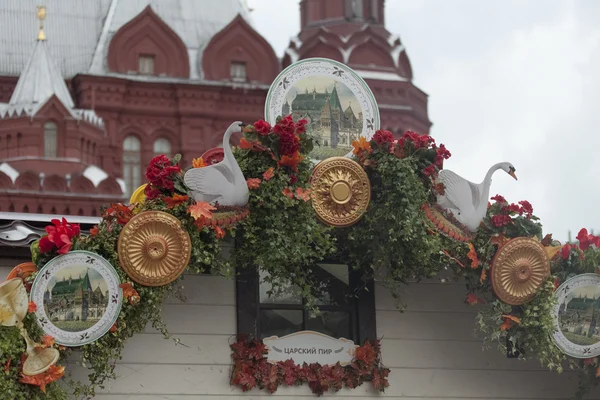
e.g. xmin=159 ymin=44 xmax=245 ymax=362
xmin=36 ymin=6 xmax=46 ymax=41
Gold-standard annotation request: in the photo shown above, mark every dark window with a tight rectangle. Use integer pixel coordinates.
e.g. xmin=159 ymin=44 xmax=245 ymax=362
xmin=237 ymin=263 xmax=376 ymax=343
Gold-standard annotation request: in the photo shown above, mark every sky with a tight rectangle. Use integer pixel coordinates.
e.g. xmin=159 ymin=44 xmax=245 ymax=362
xmin=248 ymin=0 xmax=600 ymax=241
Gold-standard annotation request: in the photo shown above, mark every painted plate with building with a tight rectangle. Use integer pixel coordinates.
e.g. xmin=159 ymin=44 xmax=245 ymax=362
xmin=30 ymin=250 xmax=122 ymax=347
xmin=553 ymin=274 xmax=600 ymax=358
xmin=265 ymin=58 xmax=380 ymax=161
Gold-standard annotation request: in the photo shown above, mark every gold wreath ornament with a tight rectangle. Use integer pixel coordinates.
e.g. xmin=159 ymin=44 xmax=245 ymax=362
xmin=490 ymin=237 xmax=550 ymax=305
xmin=310 ymin=157 xmax=371 ymax=227
xmin=129 ymin=184 xmax=147 ymax=204
xmin=117 ymin=211 xmax=191 ymax=286
xmin=0 ymin=278 xmax=60 ymax=376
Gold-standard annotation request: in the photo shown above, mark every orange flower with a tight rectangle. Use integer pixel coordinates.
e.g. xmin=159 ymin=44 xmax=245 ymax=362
xmin=262 ymin=167 xmax=275 ymax=181
xmin=491 ymin=234 xmax=508 ymax=248
xmin=247 ymin=178 xmax=261 ymax=190
xmin=278 ymin=151 xmax=304 ymax=172
xmin=214 ymin=226 xmax=225 ymax=239
xmin=28 ymin=301 xmax=37 ymax=313
xmin=282 ymin=187 xmax=294 ymax=199
xmin=41 ymin=335 xmax=54 ymax=348
xmin=188 ymin=202 xmax=216 ymax=221
xmin=295 ymin=187 xmax=311 ymax=202
xmin=352 ymin=136 xmax=371 ymax=155
xmin=163 ymin=193 xmax=189 ymax=209
xmin=192 ymin=157 xmax=206 ymax=168
xmin=89 ymin=225 xmax=99 ymax=237
xmin=467 ymin=243 xmax=479 ymax=269
xmin=20 ymin=364 xmax=65 ymax=393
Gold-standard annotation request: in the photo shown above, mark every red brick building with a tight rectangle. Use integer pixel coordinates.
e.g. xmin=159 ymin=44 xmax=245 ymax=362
xmin=0 ymin=0 xmax=430 ymax=216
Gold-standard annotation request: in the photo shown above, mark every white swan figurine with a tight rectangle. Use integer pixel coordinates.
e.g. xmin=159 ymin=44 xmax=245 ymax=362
xmin=436 ymin=162 xmax=517 ymax=232
xmin=184 ymin=121 xmax=249 ymax=206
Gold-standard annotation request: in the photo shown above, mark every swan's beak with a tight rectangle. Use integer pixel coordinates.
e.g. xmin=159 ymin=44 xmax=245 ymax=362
xmin=509 ymin=170 xmax=518 ymax=180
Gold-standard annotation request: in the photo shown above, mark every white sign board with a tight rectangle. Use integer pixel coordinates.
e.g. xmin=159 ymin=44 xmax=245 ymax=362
xmin=263 ymin=330 xmax=358 ymax=366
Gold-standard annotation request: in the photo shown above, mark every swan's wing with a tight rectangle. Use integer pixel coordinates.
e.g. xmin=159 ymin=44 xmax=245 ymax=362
xmin=184 ymin=163 xmax=235 ymax=198
xmin=437 ymin=170 xmax=479 ymax=212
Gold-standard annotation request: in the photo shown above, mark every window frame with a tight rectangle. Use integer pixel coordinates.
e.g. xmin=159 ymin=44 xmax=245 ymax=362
xmin=122 ymin=135 xmax=142 ymax=197
xmin=236 ymin=262 xmax=376 ymax=343
xmin=138 ymin=54 xmax=155 ymax=75
xmin=230 ymin=61 xmax=247 ymax=82
xmin=153 ymin=137 xmax=172 ymax=158
xmin=43 ymin=121 xmax=58 ymax=158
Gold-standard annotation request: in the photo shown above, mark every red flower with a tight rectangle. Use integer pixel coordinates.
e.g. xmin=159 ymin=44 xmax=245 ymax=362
xmin=28 ymin=301 xmax=37 ymax=313
xmin=502 ymin=203 xmax=521 ymax=214
xmin=273 ymin=115 xmax=296 ymax=136
xmin=519 ymin=200 xmax=533 ymax=218
xmin=423 ymin=164 xmax=436 ymax=176
xmin=296 ymin=118 xmax=308 ymax=134
xmin=576 ymin=228 xmax=600 ymax=251
xmin=253 ymin=120 xmax=272 ymax=136
xmin=289 ymin=174 xmax=298 ymax=184
xmin=372 ymin=129 xmax=394 ymax=145
xmin=554 ymin=277 xmax=561 ymax=291
xmin=246 ymin=178 xmax=261 ymax=190
xmin=491 ymin=214 xmax=512 ymax=227
xmin=144 ymin=184 xmax=162 ymax=200
xmin=38 ymin=218 xmax=80 ymax=254
xmin=491 ymin=194 xmax=507 ymax=203
xmin=278 ymin=131 xmax=300 ymax=156
xmin=145 ymin=155 xmax=181 ymax=191
xmin=561 ymin=243 xmax=581 ymax=260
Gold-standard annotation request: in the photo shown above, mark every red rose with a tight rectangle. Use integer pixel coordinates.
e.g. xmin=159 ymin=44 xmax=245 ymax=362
xmin=253 ymin=120 xmax=272 ymax=136
xmin=274 ymin=115 xmax=295 ymax=136
xmin=39 ymin=218 xmax=80 ymax=254
xmin=372 ymin=130 xmax=394 ymax=145
xmin=278 ymin=131 xmax=300 ymax=156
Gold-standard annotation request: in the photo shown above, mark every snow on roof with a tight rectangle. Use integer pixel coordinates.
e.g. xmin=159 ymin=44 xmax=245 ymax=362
xmin=355 ymin=70 xmax=407 ymax=82
xmin=83 ymin=165 xmax=108 ymax=187
xmin=0 ymin=162 xmax=19 ymax=183
xmin=116 ymin=178 xmax=126 ymax=194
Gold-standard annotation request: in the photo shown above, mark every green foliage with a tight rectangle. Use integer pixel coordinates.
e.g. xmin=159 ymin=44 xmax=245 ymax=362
xmin=343 ymin=148 xmax=442 ymax=307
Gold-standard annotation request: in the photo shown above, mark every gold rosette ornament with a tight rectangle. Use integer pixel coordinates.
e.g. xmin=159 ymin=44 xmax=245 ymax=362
xmin=490 ymin=237 xmax=550 ymax=305
xmin=310 ymin=157 xmax=371 ymax=227
xmin=118 ymin=211 xmax=191 ymax=286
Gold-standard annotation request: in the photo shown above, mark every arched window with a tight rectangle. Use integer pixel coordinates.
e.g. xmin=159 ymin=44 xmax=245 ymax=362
xmin=44 ymin=122 xmax=57 ymax=158
xmin=123 ymin=136 xmax=141 ymax=197
xmin=153 ymin=138 xmax=171 ymax=157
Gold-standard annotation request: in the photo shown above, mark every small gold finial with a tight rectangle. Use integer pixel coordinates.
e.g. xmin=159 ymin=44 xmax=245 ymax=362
xmin=36 ymin=6 xmax=46 ymax=41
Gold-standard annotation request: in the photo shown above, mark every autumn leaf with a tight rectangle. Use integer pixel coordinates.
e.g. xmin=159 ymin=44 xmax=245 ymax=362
xmin=239 ymin=138 xmax=254 ymax=150
xmin=188 ymin=202 xmax=216 ymax=220
xmin=352 ymin=136 xmax=371 ymax=155
xmin=163 ymin=193 xmax=189 ymax=209
xmin=110 ymin=322 xmax=117 ymax=333
xmin=278 ymin=151 xmax=304 ymax=172
xmin=41 ymin=335 xmax=54 ymax=348
xmin=247 ymin=178 xmax=261 ymax=190
xmin=502 ymin=315 xmax=521 ymax=324
xmin=192 ymin=157 xmax=206 ymax=168
xmin=20 ymin=364 xmax=65 ymax=394
xmin=500 ymin=314 xmax=521 ymax=330
xmin=294 ymin=187 xmax=311 ymax=202
xmin=89 ymin=225 xmax=99 ymax=237
xmin=442 ymin=249 xmax=464 ymax=268
xmin=491 ymin=233 xmax=508 ymax=248
xmin=119 ymin=283 xmax=137 ymax=299
xmin=480 ymin=268 xmax=487 ymax=284
xmin=282 ymin=187 xmax=294 ymax=199
xmin=467 ymin=243 xmax=479 ymax=269
xmin=584 ymin=357 xmax=597 ymax=366
xmin=262 ymin=167 xmax=275 ymax=181
xmin=465 ymin=293 xmax=485 ymax=305
xmin=500 ymin=319 xmax=512 ymax=331
xmin=541 ymin=233 xmax=553 ymax=246
xmin=28 ymin=301 xmax=37 ymax=313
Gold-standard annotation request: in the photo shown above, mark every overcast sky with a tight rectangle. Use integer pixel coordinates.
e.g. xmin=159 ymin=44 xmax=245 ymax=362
xmin=248 ymin=0 xmax=600 ymax=241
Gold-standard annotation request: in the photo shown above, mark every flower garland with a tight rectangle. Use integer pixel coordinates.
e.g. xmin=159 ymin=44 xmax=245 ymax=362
xmin=230 ymin=336 xmax=390 ymax=395
xmin=2 ymin=116 xmax=600 ymax=398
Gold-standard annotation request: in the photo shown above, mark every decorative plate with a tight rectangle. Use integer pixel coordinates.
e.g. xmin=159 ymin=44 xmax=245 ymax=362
xmin=553 ymin=274 xmax=600 ymax=358
xmin=201 ymin=148 xmax=224 ymax=165
xmin=265 ymin=58 xmax=380 ymax=161
xmin=490 ymin=237 xmax=550 ymax=305
xmin=310 ymin=157 xmax=371 ymax=227
xmin=29 ymin=251 xmax=122 ymax=347
xmin=129 ymin=184 xmax=147 ymax=204
xmin=117 ymin=211 xmax=191 ymax=287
